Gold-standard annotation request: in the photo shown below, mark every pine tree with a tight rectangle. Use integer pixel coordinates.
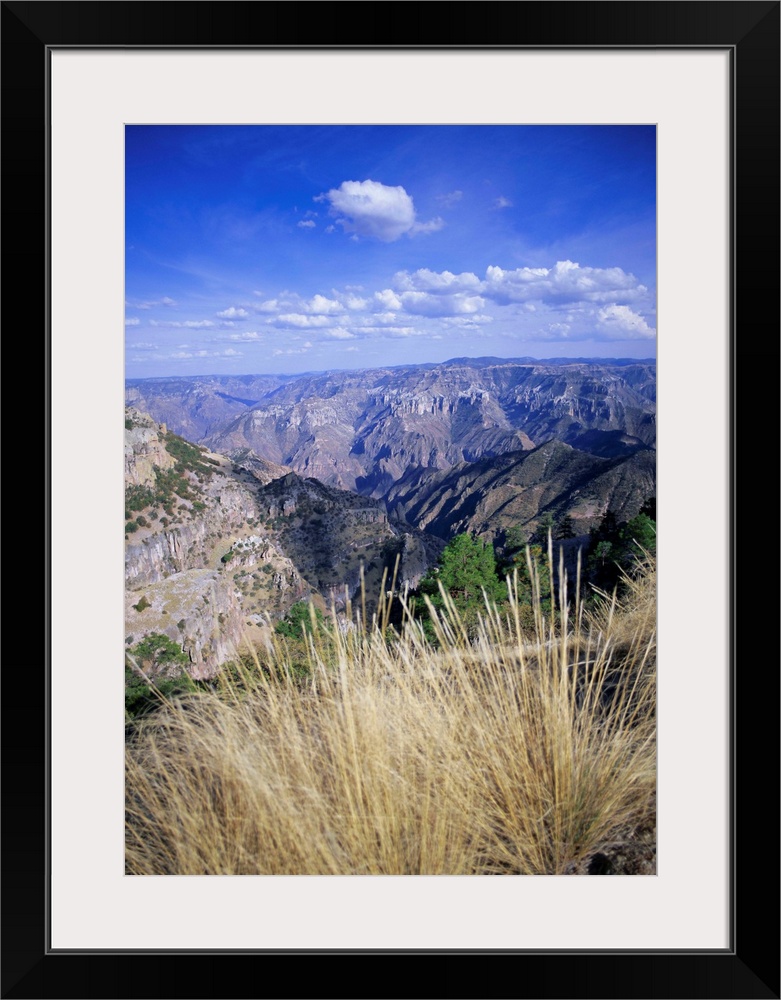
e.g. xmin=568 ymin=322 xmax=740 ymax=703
xmin=420 ymin=533 xmax=505 ymax=606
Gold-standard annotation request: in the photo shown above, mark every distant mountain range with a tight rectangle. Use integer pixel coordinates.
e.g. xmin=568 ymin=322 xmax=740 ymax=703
xmin=128 ymin=358 xmax=655 ymax=497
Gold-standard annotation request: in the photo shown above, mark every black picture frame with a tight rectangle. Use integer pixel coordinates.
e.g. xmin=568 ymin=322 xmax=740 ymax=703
xmin=3 ymin=2 xmax=778 ymax=997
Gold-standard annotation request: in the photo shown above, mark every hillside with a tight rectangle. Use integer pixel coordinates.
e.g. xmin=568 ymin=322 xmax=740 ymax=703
xmin=124 ymin=408 xmax=443 ymax=676
xmin=387 ymin=439 xmax=656 ymax=541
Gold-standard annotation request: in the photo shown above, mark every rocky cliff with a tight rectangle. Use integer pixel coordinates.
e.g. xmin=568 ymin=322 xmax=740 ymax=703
xmin=124 ymin=409 xmax=443 ymax=674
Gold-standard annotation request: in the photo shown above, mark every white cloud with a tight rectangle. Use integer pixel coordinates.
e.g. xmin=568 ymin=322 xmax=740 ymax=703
xmin=373 ymin=289 xmax=402 ymax=311
xmin=342 ymin=293 xmax=368 ymax=310
xmin=125 ymin=317 xmax=140 ymax=326
xmin=306 ymin=294 xmax=343 ymax=315
xmin=228 ymin=331 xmax=263 ymax=342
xmin=216 ymin=307 xmax=249 ymax=319
xmin=493 ymin=196 xmax=513 ymax=209
xmin=483 ymin=260 xmax=649 ymax=306
xmin=316 ymin=179 xmax=443 ymax=242
xmin=325 ymin=328 xmax=356 ymax=340
xmin=400 ymin=291 xmax=486 ymax=317
xmin=394 ymin=268 xmax=481 ymax=294
xmin=597 ymin=304 xmax=656 ymax=339
xmin=254 ymin=299 xmax=282 ymax=313
xmin=273 ymin=313 xmax=332 ymax=328
xmin=297 ymin=219 xmax=316 ymax=229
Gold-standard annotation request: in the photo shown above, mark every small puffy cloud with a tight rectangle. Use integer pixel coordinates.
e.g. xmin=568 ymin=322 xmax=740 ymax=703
xmin=254 ymin=299 xmax=282 ymax=313
xmin=316 ymin=179 xmax=443 ymax=242
xmin=125 ymin=317 xmax=140 ymax=326
xmin=297 ymin=219 xmax=316 ymax=229
xmin=307 ymin=294 xmax=343 ymax=315
xmin=273 ymin=313 xmax=332 ymax=328
xmin=373 ymin=289 xmax=402 ymax=311
xmin=394 ymin=268 xmax=481 ymax=294
xmin=325 ymin=328 xmax=356 ymax=340
xmin=216 ymin=307 xmax=249 ymax=319
xmin=493 ymin=196 xmax=513 ymax=209
xmin=342 ymin=293 xmax=368 ymax=310
xmin=400 ymin=291 xmax=486 ymax=317
xmin=436 ymin=190 xmax=463 ymax=208
xmin=597 ymin=304 xmax=656 ymax=339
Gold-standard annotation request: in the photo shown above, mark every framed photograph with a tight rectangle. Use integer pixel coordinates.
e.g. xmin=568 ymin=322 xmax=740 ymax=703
xmin=5 ymin=2 xmax=778 ymax=997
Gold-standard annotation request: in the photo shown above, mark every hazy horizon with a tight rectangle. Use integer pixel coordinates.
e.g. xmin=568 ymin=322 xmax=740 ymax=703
xmin=125 ymin=352 xmax=657 ymax=384
xmin=126 ymin=125 xmax=656 ymax=379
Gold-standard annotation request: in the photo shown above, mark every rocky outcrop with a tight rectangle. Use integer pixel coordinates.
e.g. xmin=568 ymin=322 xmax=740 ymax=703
xmin=125 ymin=478 xmax=258 ymax=587
xmin=124 ymin=568 xmax=245 ymax=680
xmin=124 ymin=409 xmax=175 ymax=486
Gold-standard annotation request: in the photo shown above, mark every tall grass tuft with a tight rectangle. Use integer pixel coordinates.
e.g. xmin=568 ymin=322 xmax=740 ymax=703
xmin=125 ymin=550 xmax=656 ymax=875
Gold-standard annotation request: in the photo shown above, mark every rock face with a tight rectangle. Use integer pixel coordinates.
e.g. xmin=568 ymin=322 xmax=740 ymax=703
xmin=124 ymin=409 xmax=176 ymax=486
xmin=124 ymin=569 xmax=245 ymax=680
xmin=124 ymin=477 xmax=260 ymax=588
xmin=124 ymin=410 xmax=307 ymax=675
xmin=195 ymin=359 xmax=655 ymax=498
xmin=124 ymin=409 xmax=443 ymax=674
xmin=387 ymin=439 xmax=657 ymax=542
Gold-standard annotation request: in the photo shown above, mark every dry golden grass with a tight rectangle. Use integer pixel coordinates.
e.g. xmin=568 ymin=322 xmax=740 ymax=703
xmin=125 ymin=550 xmax=656 ymax=875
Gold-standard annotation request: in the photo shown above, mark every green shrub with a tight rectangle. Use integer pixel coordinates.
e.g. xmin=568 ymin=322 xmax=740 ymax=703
xmin=275 ymin=601 xmax=324 ymax=639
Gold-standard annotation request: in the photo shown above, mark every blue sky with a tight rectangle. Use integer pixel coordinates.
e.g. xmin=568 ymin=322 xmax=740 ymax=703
xmin=126 ymin=125 xmax=656 ymax=378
